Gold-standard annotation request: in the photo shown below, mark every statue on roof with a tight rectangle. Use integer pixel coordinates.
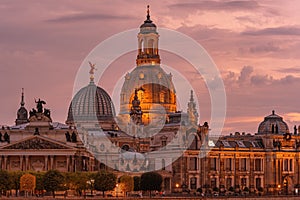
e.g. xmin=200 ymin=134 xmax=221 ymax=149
xmin=88 ymin=61 xmax=96 ymax=82
xmin=35 ymin=98 xmax=46 ymax=113
xmin=130 ymin=88 xmax=144 ymax=125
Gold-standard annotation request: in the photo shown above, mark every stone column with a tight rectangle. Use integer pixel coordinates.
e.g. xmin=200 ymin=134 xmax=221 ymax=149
xmin=234 ymin=154 xmax=239 ymax=188
xmin=249 ymin=155 xmax=254 ymax=192
xmin=298 ymin=154 xmax=300 ymax=186
xmin=44 ymin=156 xmax=48 ymax=171
xmin=25 ymin=156 xmax=29 ymax=171
xmin=0 ymin=156 xmax=2 ymax=170
xmin=71 ymin=156 xmax=75 ymax=172
xmin=219 ymin=153 xmax=225 ymax=187
xmin=50 ymin=156 xmax=54 ymax=170
xmin=66 ymin=156 xmax=70 ymax=172
xmin=3 ymin=156 xmax=8 ymax=170
xmin=20 ymin=156 xmax=23 ymax=171
xmin=279 ymin=159 xmax=283 ymax=184
xmin=275 ymin=158 xmax=278 ymax=186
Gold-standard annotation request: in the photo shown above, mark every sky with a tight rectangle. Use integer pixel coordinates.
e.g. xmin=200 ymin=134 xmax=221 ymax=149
xmin=0 ymin=0 xmax=300 ymax=134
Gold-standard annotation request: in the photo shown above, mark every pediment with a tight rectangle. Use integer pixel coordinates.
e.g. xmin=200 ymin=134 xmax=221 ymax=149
xmin=1 ymin=135 xmax=74 ymax=150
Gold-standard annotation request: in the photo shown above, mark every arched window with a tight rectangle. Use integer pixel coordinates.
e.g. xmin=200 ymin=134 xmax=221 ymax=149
xmin=148 ymin=39 xmax=154 ymax=54
xmin=160 ymin=92 xmax=165 ymax=103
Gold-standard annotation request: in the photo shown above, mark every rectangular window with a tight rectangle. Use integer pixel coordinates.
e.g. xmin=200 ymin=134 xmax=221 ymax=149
xmin=241 ymin=178 xmax=247 ymax=187
xmin=241 ymin=158 xmax=247 ymax=171
xmin=190 ymin=177 xmax=197 ymax=190
xmin=226 ymin=158 xmax=232 ymax=171
xmin=189 ymin=157 xmax=197 ymax=170
xmin=255 ymin=159 xmax=262 ymax=171
xmin=284 ymin=159 xmax=288 ymax=171
xmin=210 ymin=158 xmax=217 ymax=171
xmin=211 ymin=178 xmax=217 ymax=189
xmin=226 ymin=178 xmax=232 ymax=189
xmin=290 ymin=159 xmax=293 ymax=171
xmin=255 ymin=178 xmax=261 ymax=189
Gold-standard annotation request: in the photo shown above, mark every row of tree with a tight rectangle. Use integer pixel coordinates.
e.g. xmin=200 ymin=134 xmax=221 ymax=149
xmin=0 ymin=170 xmax=163 ymax=198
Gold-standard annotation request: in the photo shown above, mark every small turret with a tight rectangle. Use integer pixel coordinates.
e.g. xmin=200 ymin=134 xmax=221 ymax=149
xmin=15 ymin=88 xmax=29 ymax=125
xmin=187 ymin=90 xmax=199 ymax=125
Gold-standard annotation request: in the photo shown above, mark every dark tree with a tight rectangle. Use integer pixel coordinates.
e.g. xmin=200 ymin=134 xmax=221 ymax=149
xmin=0 ymin=170 xmax=10 ymax=197
xmin=140 ymin=171 xmax=162 ymax=197
xmin=43 ymin=170 xmax=64 ymax=198
xmin=31 ymin=171 xmax=45 ymax=194
xmin=133 ymin=176 xmax=141 ymax=191
xmin=94 ymin=170 xmax=116 ymax=197
xmin=9 ymin=171 xmax=24 ymax=197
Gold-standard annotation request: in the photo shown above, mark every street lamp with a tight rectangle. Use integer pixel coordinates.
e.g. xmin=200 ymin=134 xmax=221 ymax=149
xmin=87 ymin=179 xmax=95 ymax=196
xmin=116 ymin=184 xmax=119 ymax=197
xmin=278 ymin=184 xmax=281 ymax=195
xmin=91 ymin=179 xmax=94 ymax=195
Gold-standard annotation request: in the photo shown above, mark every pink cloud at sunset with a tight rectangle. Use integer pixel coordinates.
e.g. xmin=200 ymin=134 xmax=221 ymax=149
xmin=0 ymin=0 xmax=299 ymax=134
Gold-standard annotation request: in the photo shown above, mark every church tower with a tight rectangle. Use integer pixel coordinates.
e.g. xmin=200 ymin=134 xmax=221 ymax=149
xmin=15 ymin=88 xmax=29 ymax=125
xmin=119 ymin=6 xmax=177 ymax=125
xmin=136 ymin=5 xmax=160 ymax=66
xmin=187 ymin=90 xmax=199 ymax=125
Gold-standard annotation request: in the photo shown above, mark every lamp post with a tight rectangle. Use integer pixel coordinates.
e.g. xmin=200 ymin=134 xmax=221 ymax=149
xmin=91 ymin=179 xmax=94 ymax=196
xmin=87 ymin=179 xmax=95 ymax=196
xmin=116 ymin=184 xmax=119 ymax=197
xmin=278 ymin=184 xmax=281 ymax=195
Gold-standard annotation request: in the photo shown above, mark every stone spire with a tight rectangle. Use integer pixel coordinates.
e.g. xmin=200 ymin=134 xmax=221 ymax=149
xmin=145 ymin=5 xmax=152 ymax=22
xmin=15 ymin=88 xmax=29 ymax=125
xmin=20 ymin=88 xmax=25 ymax=107
xmin=187 ymin=90 xmax=198 ymax=125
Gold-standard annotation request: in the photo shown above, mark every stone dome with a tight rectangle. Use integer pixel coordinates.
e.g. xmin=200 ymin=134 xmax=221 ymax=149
xmin=66 ymin=82 xmax=115 ymax=125
xmin=257 ymin=110 xmax=289 ymax=134
xmin=119 ymin=65 xmax=176 ymax=124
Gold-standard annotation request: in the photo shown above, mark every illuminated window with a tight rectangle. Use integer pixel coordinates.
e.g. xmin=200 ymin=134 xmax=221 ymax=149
xmin=138 ymin=90 xmax=144 ymax=100
xmin=139 ymin=72 xmax=144 ymax=79
xmin=160 ymin=92 xmax=165 ymax=103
